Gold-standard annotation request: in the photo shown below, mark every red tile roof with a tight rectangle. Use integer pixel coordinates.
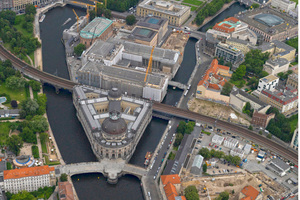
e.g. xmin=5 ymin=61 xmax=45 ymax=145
xmin=241 ymin=186 xmax=259 ymax=200
xmin=161 ymin=174 xmax=181 ymax=185
xmin=59 ymin=182 xmax=75 ymax=200
xmin=4 ymin=165 xmax=54 ymax=180
xmin=164 ymin=182 xmax=178 ymax=200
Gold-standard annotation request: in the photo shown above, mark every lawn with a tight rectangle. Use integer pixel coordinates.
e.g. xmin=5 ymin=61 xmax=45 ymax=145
xmin=0 ymin=122 xmax=11 ymax=145
xmin=229 ymin=79 xmax=246 ymax=88
xmin=181 ymin=3 xmax=198 ymax=11
xmin=201 ymin=130 xmax=211 ymax=135
xmin=44 ymin=155 xmax=60 ymax=166
xmin=0 ymin=82 xmax=27 ymax=108
xmin=289 ymin=114 xmax=298 ymax=133
xmin=41 ymin=138 xmax=48 ymax=154
xmin=13 ymin=15 xmax=33 ymax=38
xmin=182 ymin=0 xmax=203 ymax=6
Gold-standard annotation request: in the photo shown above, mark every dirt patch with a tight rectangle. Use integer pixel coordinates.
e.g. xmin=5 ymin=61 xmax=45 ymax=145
xmin=113 ymin=19 xmax=134 ymax=31
xmin=161 ymin=31 xmax=189 ymax=64
xmin=188 ymin=98 xmax=250 ymax=126
xmin=20 ymin=142 xmax=33 ymax=156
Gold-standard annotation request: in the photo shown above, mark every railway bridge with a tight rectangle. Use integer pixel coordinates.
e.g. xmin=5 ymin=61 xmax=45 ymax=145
xmin=0 ymin=44 xmax=298 ymax=164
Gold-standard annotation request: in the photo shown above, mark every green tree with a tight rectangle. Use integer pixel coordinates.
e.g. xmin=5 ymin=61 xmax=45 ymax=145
xmin=198 ymin=148 xmax=211 ymax=159
xmin=29 ymin=115 xmax=49 ymax=133
xmin=60 ymin=173 xmax=68 ymax=182
xmin=25 ymin=4 xmax=36 ymax=15
xmin=36 ymin=93 xmax=47 ymax=115
xmin=259 ymin=131 xmax=263 ymax=135
xmin=215 ymin=191 xmax=229 ymax=200
xmin=231 ymin=156 xmax=241 ymax=166
xmin=0 ymin=10 xmax=16 ymax=24
xmin=286 ymin=37 xmax=298 ymax=53
xmin=184 ymin=185 xmax=199 ymax=200
xmin=20 ymin=126 xmax=37 ymax=144
xmin=203 ymin=163 xmax=207 ymax=173
xmin=39 ymin=132 xmax=48 ymax=144
xmin=232 ymin=65 xmax=246 ymax=80
xmin=221 ymin=82 xmax=233 ymax=96
xmin=126 ymin=15 xmax=136 ymax=25
xmin=267 ymin=133 xmax=272 ymax=139
xmin=7 ymin=135 xmax=23 ymax=155
xmin=20 ymin=99 xmax=39 ymax=118
xmin=74 ymin=43 xmax=86 ymax=56
xmin=5 ymin=76 xmax=26 ymax=89
xmin=248 ymin=125 xmax=253 ymax=130
xmin=174 ymin=133 xmax=183 ymax=147
xmin=104 ymin=9 xmax=112 ymax=19
xmin=28 ymin=80 xmax=41 ymax=92
xmin=247 ymin=77 xmax=258 ymax=90
xmin=177 ymin=121 xmax=186 ymax=134
xmin=252 ymin=3 xmax=259 ymax=9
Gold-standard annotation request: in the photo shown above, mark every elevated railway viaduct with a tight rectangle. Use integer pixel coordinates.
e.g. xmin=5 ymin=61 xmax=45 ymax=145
xmin=0 ymin=44 xmax=297 ymax=164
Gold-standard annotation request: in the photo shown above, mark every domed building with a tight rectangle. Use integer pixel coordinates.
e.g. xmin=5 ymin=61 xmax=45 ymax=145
xmin=73 ymin=86 xmax=152 ymax=161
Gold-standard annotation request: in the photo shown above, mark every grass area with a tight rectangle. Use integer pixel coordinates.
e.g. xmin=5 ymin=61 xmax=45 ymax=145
xmin=291 ymin=61 xmax=298 ymax=65
xmin=32 ymin=145 xmax=39 ymax=159
xmin=289 ymin=114 xmax=298 ymax=133
xmin=28 ymin=52 xmax=35 ymax=66
xmin=173 ymin=146 xmax=178 ymax=151
xmin=168 ymin=152 xmax=176 ymax=160
xmin=44 ymin=155 xmax=60 ymax=166
xmin=201 ymin=130 xmax=211 ymax=135
xmin=181 ymin=3 xmax=198 ymax=11
xmin=0 ymin=122 xmax=11 ymax=145
xmin=0 ymin=82 xmax=27 ymax=107
xmin=33 ymin=90 xmax=38 ymax=99
xmin=25 ymin=85 xmax=30 ymax=99
xmin=229 ymin=79 xmax=246 ymax=88
xmin=13 ymin=15 xmax=33 ymax=38
xmin=6 ymin=162 xmax=12 ymax=170
xmin=182 ymin=0 xmax=203 ymax=6
xmin=41 ymin=138 xmax=48 ymax=154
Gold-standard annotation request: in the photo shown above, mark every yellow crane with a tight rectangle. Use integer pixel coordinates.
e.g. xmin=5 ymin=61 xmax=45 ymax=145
xmin=72 ymin=9 xmax=80 ymax=33
xmin=70 ymin=1 xmax=96 ymax=10
xmin=144 ymin=46 xmax=155 ymax=83
xmin=89 ymin=0 xmax=106 ymax=14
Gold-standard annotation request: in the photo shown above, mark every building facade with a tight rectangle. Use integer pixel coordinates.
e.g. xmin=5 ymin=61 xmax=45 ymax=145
xmin=4 ymin=166 xmax=55 ymax=193
xmin=259 ymin=40 xmax=296 ymax=62
xmin=290 ymin=128 xmax=298 ymax=150
xmin=73 ymin=86 xmax=152 ymax=161
xmin=0 ymin=0 xmax=13 ymax=11
xmin=137 ymin=0 xmax=190 ymax=26
xmin=266 ymin=158 xmax=291 ymax=176
xmin=286 ymin=73 xmax=298 ymax=89
xmin=230 ymin=147 xmax=244 ymax=158
xmin=263 ymin=58 xmax=290 ymax=75
xmin=80 ymin=17 xmax=113 ymax=48
xmin=12 ymin=0 xmax=53 ymax=12
xmin=271 ymin=0 xmax=296 ymax=12
xmin=257 ymin=74 xmax=279 ymax=92
xmin=251 ymin=110 xmax=275 ymax=128
xmin=215 ymin=43 xmax=243 ymax=65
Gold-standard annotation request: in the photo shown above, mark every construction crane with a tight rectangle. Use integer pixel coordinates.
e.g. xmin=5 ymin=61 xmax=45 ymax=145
xmin=144 ymin=46 xmax=155 ymax=83
xmin=89 ymin=0 xmax=106 ymax=14
xmin=90 ymin=26 xmax=98 ymax=46
xmin=72 ymin=9 xmax=80 ymax=33
xmin=70 ymin=1 xmax=96 ymax=10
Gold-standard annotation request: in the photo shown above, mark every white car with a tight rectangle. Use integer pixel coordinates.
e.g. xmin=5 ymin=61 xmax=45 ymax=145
xmin=153 ymin=176 xmax=156 ymax=180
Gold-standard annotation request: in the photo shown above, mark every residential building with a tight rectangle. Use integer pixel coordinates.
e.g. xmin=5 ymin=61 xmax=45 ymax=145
xmin=190 ymin=155 xmax=203 ymax=175
xmin=239 ymin=186 xmax=262 ymax=200
xmin=259 ymin=40 xmax=296 ymax=62
xmin=137 ymin=0 xmax=190 ymax=26
xmin=0 ymin=109 xmax=20 ymax=118
xmin=266 ymin=157 xmax=291 ymax=176
xmin=204 ymin=30 xmax=229 ymax=56
xmin=230 ymin=89 xmax=269 ymax=112
xmin=4 ymin=165 xmax=55 ymax=193
xmin=58 ymin=182 xmax=75 ymax=200
xmin=251 ymin=110 xmax=275 ymax=128
xmin=128 ymin=16 xmax=168 ymax=46
xmin=271 ymin=0 xmax=296 ymax=12
xmin=160 ymin=174 xmax=185 ymax=200
xmin=225 ymin=38 xmax=255 ymax=55
xmin=286 ymin=73 xmax=298 ymax=88
xmin=236 ymin=7 xmax=298 ymax=42
xmin=290 ymin=128 xmax=298 ymax=150
xmin=211 ymin=134 xmax=224 ymax=145
xmin=0 ymin=0 xmax=13 ymax=11
xmin=12 ymin=0 xmax=53 ymax=12
xmin=80 ymin=17 xmax=113 ymax=48
xmin=223 ymin=137 xmax=239 ymax=149
xmin=213 ymin=17 xmax=247 ymax=34
xmin=196 ymin=59 xmax=232 ymax=103
xmin=215 ymin=43 xmax=243 ymax=65
xmin=243 ymin=144 xmax=252 ymax=154
xmin=230 ymin=147 xmax=244 ymax=158
xmin=259 ymin=86 xmax=298 ymax=115
xmin=257 ymin=75 xmax=279 ymax=92
xmin=263 ymin=58 xmax=290 ymax=75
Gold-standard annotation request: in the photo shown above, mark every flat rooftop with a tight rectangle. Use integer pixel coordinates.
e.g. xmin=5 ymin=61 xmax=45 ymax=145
xmin=130 ymin=27 xmax=157 ymax=42
xmin=260 ymin=74 xmax=279 ymax=83
xmin=80 ymin=17 xmax=113 ymax=39
xmin=137 ymin=16 xmax=168 ymax=30
xmin=236 ymin=7 xmax=298 ymax=36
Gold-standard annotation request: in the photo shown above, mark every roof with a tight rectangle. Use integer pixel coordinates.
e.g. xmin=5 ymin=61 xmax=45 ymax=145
xmin=58 ymin=182 xmax=75 ymax=200
xmin=80 ymin=17 xmax=113 ymax=39
xmin=231 ymin=89 xmax=266 ymax=107
xmin=270 ymin=157 xmax=291 ymax=171
xmin=4 ymin=165 xmax=54 ymax=180
xmin=175 ymin=196 xmax=186 ymax=200
xmin=241 ymin=186 xmax=259 ymax=200
xmin=0 ymin=109 xmax=20 ymax=115
xmin=137 ymin=16 xmax=168 ymax=30
xmin=191 ymin=155 xmax=203 ymax=168
xmin=161 ymin=174 xmax=181 ymax=185
xmin=213 ymin=17 xmax=241 ymax=33
xmin=130 ymin=27 xmax=157 ymax=42
xmin=164 ymin=182 xmax=178 ymax=200
xmin=261 ymin=85 xmax=298 ymax=104
xmin=265 ymin=57 xmax=289 ymax=68
xmin=253 ymin=14 xmax=284 ymax=27
xmin=260 ymin=74 xmax=279 ymax=83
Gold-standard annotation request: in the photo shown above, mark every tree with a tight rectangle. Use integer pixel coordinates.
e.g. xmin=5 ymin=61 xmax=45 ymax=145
xmin=20 ymin=99 xmax=39 ymax=118
xmin=259 ymin=131 xmax=263 ymax=135
xmin=198 ymin=148 xmax=211 ymax=159
xmin=267 ymin=133 xmax=272 ymax=139
xmin=203 ymin=163 xmax=207 ymax=173
xmin=10 ymin=191 xmax=35 ymax=200
xmin=126 ymin=15 xmax=136 ymax=25
xmin=286 ymin=37 xmax=298 ymax=53
xmin=174 ymin=133 xmax=183 ymax=147
xmin=5 ymin=76 xmax=26 ymax=89
xmin=252 ymin=3 xmax=259 ymax=9
xmin=60 ymin=173 xmax=68 ymax=182
xmin=74 ymin=43 xmax=86 ymax=56
xmin=25 ymin=4 xmax=36 ymax=15
xmin=28 ymin=115 xmax=49 ymax=133
xmin=231 ymin=156 xmax=241 ymax=166
xmin=28 ymin=80 xmax=41 ymax=91
xmin=232 ymin=65 xmax=246 ymax=80
xmin=36 ymin=93 xmax=47 ymax=115
xmin=177 ymin=121 xmax=186 ymax=134
xmin=7 ymin=135 xmax=23 ymax=155
xmin=184 ymin=185 xmax=199 ymax=200
xmin=20 ymin=126 xmax=37 ymax=144
xmin=104 ymin=9 xmax=112 ymax=19
xmin=215 ymin=191 xmax=229 ymax=200
xmin=221 ymin=82 xmax=233 ymax=96
xmin=0 ymin=10 xmax=16 ymax=24
xmin=10 ymin=100 xmax=18 ymax=108
xmin=219 ymin=57 xmax=224 ymax=65
xmin=248 ymin=125 xmax=253 ymax=130
xmin=247 ymin=77 xmax=258 ymax=90
xmin=40 ymin=132 xmax=48 ymax=143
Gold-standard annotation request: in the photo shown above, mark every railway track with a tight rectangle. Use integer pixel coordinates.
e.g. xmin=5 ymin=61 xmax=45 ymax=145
xmin=0 ymin=44 xmax=297 ymax=163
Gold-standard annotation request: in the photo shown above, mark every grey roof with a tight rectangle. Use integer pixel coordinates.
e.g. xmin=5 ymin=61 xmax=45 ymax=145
xmin=231 ymin=89 xmax=266 ymax=106
xmin=191 ymin=155 xmax=203 ymax=168
xmin=0 ymin=109 xmax=20 ymax=115
xmin=129 ymin=27 xmax=157 ymax=42
xmin=137 ymin=16 xmax=168 ymax=30
xmin=108 ymin=88 xmax=122 ymax=99
xmin=0 ymin=161 xmax=6 ymax=172
xmin=80 ymin=61 xmax=165 ymax=86
xmin=102 ymin=112 xmax=127 ymax=135
xmin=227 ymin=37 xmax=251 ymax=45
xmin=80 ymin=17 xmax=113 ymax=39
xmin=273 ymin=40 xmax=296 ymax=52
xmin=85 ymin=40 xmax=115 ymax=57
xmin=271 ymin=158 xmax=291 ymax=171
xmin=253 ymin=14 xmax=284 ymax=27
xmin=265 ymin=57 xmax=289 ymax=67
xmin=261 ymin=85 xmax=297 ymax=103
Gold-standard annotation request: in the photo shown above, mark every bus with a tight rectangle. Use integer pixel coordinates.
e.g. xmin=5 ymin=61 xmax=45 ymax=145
xmin=184 ymin=90 xmax=188 ymax=96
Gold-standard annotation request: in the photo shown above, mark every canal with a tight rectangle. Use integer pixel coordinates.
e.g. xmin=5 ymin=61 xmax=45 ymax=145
xmin=199 ymin=2 xmax=246 ymax=32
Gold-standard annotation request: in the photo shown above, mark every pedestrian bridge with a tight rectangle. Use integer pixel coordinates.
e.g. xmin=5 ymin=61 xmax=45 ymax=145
xmin=168 ymin=81 xmax=187 ymax=90
xmin=55 ymin=162 xmax=147 ymax=184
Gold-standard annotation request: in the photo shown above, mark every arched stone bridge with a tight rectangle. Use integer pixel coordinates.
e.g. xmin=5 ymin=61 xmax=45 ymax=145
xmin=55 ymin=162 xmax=147 ymax=184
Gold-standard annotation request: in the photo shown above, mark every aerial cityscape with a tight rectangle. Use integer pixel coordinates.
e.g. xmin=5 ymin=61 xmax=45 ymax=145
xmin=0 ymin=0 xmax=298 ymax=199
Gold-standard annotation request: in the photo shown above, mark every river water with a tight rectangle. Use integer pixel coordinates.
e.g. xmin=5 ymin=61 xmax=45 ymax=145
xmin=39 ymin=2 xmax=244 ymax=199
